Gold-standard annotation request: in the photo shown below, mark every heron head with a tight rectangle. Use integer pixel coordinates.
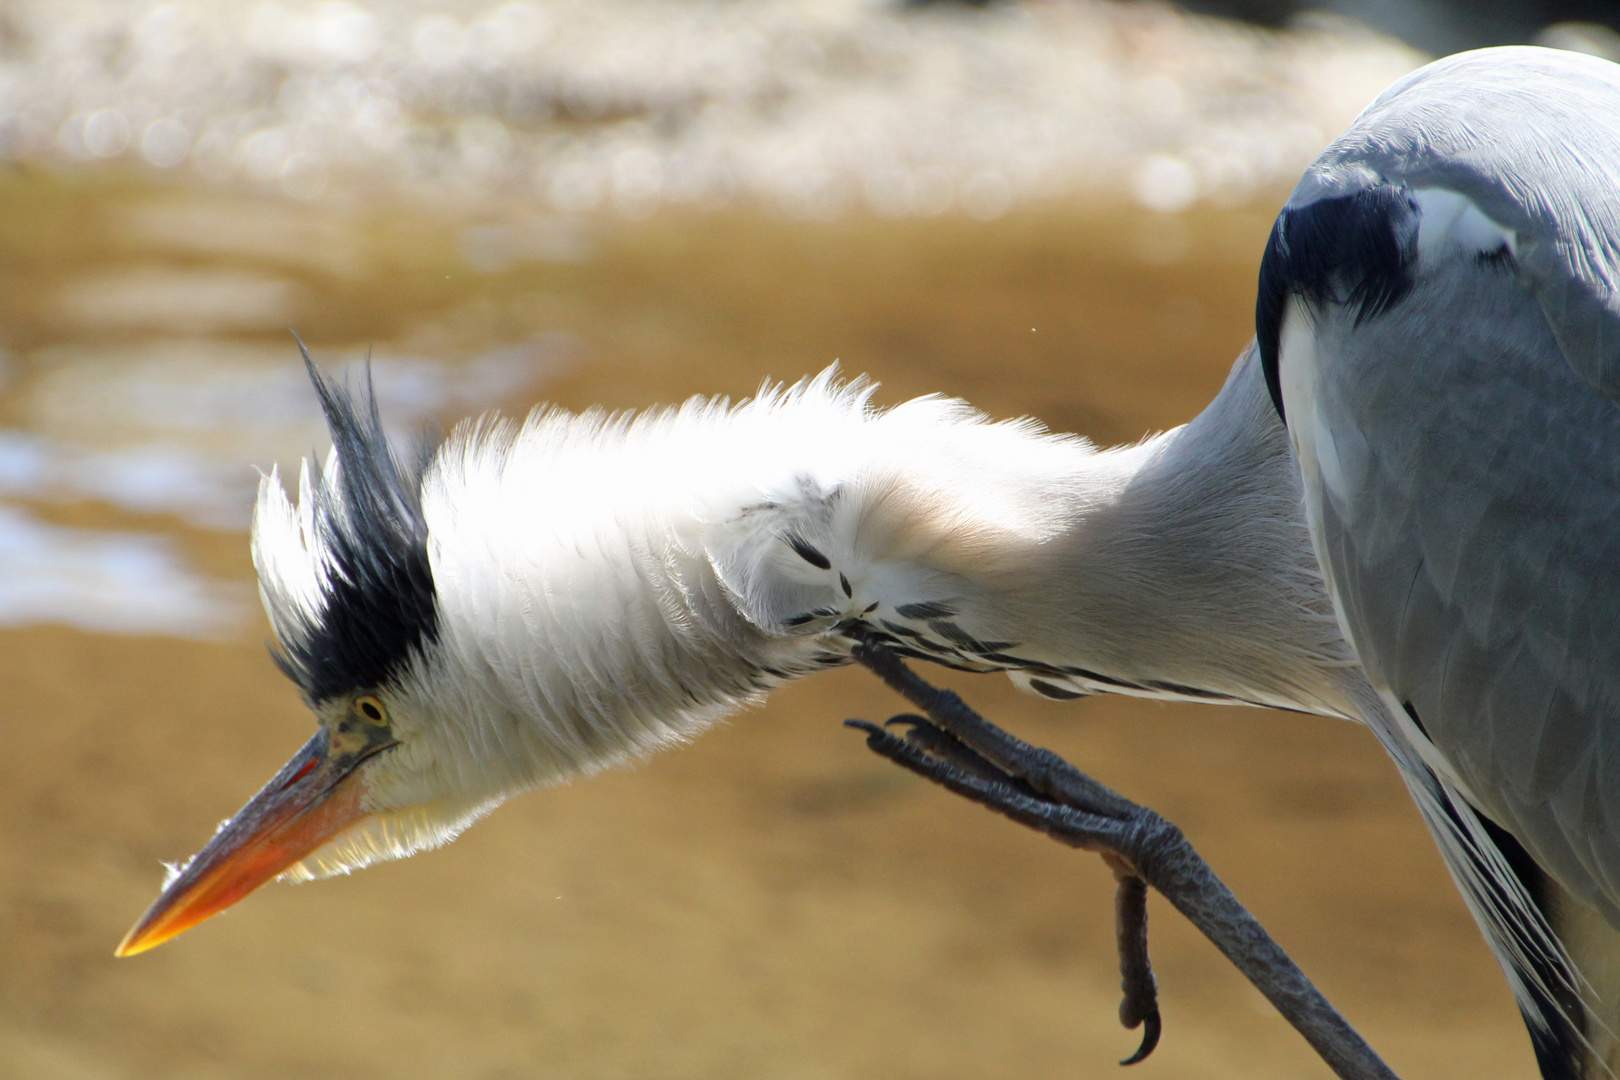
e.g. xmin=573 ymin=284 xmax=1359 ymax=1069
xmin=117 ymin=355 xmax=504 ymax=957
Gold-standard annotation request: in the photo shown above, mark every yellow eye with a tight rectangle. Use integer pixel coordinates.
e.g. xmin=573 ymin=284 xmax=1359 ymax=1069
xmin=354 ymin=695 xmax=389 ymax=725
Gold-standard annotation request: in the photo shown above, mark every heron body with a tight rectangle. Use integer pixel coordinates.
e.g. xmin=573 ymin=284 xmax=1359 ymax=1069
xmin=118 ymin=45 xmax=1620 ymax=1080
xmin=1262 ymin=46 xmax=1620 ymax=1078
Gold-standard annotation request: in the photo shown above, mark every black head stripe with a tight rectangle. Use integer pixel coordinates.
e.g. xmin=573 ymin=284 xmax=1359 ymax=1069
xmin=276 ymin=342 xmax=441 ymax=703
xmin=1256 ymin=184 xmax=1419 ymax=423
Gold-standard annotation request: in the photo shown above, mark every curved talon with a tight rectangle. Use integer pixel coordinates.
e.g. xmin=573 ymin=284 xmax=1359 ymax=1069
xmin=1114 ymin=873 xmax=1160 ymax=1064
xmin=1119 ymin=1011 xmax=1162 ymax=1066
xmin=843 ymin=718 xmax=887 ymax=738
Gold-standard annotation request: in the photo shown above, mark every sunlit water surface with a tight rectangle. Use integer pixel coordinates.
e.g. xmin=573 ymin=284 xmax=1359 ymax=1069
xmin=0 ymin=170 xmax=1537 ymax=1080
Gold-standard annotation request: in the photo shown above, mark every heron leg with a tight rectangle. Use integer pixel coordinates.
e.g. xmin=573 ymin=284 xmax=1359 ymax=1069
xmin=845 ymin=642 xmax=1400 ymax=1080
xmin=859 ymin=710 xmax=1162 ymax=1064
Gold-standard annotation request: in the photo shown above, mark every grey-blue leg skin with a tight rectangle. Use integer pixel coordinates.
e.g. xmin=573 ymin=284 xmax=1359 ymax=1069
xmin=847 ymin=642 xmax=1399 ymax=1080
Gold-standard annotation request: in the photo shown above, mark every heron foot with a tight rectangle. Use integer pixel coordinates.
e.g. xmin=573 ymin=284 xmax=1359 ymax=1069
xmin=844 ymin=709 xmax=1162 ymax=1065
xmin=845 ymin=641 xmax=1400 ymax=1080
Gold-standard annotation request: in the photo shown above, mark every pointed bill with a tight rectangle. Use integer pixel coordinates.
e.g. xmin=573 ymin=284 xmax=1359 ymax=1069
xmin=116 ymin=726 xmax=389 ymax=958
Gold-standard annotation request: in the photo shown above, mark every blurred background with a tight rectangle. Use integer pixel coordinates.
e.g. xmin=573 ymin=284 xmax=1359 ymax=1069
xmin=1 ymin=1 xmax=1616 ymax=1077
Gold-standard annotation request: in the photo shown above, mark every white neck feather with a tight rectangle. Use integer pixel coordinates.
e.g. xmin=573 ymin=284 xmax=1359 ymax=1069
xmin=400 ymin=357 xmax=1353 ymax=805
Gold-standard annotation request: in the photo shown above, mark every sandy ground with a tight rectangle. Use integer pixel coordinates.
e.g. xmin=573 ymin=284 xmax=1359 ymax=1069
xmin=0 ymin=177 xmax=1540 ymax=1078
xmin=0 ymin=633 xmax=1534 ymax=1080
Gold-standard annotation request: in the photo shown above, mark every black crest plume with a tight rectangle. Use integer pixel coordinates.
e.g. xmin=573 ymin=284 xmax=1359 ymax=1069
xmin=276 ymin=341 xmax=440 ymax=703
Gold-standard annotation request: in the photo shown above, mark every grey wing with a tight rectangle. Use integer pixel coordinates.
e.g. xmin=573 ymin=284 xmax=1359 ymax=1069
xmin=1302 ymin=258 xmax=1620 ymax=924
xmin=1267 ymin=46 xmax=1620 ymax=928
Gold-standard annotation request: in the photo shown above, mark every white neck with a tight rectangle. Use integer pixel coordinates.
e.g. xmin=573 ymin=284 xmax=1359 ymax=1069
xmin=415 ymin=358 xmax=1355 ymax=800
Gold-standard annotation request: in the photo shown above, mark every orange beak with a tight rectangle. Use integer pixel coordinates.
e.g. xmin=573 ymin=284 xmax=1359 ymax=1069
xmin=115 ymin=724 xmax=392 ymax=958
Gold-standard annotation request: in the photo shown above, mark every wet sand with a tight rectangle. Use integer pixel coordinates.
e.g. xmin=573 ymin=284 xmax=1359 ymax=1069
xmin=0 ymin=174 xmax=1535 ymax=1078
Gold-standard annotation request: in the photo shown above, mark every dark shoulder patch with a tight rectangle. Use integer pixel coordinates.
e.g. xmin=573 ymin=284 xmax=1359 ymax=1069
xmin=277 ymin=344 xmax=441 ymax=704
xmin=1256 ymin=184 xmax=1418 ymax=422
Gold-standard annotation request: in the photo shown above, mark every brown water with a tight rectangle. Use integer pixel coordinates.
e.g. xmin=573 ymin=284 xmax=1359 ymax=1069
xmin=0 ymin=172 xmax=1533 ymax=1079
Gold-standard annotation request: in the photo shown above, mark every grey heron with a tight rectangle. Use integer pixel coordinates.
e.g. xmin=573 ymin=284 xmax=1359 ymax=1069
xmin=114 ymin=44 xmax=1620 ymax=1079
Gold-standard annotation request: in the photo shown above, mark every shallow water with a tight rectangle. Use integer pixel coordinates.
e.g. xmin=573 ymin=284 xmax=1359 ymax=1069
xmin=0 ymin=0 xmax=1423 ymax=218
xmin=0 ymin=170 xmax=1535 ymax=1080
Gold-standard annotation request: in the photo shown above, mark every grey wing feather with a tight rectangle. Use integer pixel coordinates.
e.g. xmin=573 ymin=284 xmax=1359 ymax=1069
xmin=1310 ymin=265 xmax=1620 ymax=924
xmin=1297 ymin=46 xmax=1620 ymax=404
xmin=1288 ymin=47 xmax=1620 ymax=927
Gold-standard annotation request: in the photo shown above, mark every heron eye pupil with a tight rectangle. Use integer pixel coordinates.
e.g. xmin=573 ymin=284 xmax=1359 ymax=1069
xmin=359 ymin=700 xmax=384 ymax=722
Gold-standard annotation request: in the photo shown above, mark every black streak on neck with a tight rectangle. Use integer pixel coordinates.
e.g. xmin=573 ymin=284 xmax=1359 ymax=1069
xmin=1256 ymin=184 xmax=1419 ymax=423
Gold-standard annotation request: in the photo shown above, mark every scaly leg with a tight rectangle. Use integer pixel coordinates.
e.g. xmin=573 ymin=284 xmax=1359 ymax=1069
xmin=847 ymin=641 xmax=1398 ymax=1080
